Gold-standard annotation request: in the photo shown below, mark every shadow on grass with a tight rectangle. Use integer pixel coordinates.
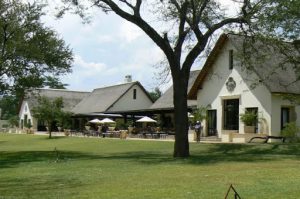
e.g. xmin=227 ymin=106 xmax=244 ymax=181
xmin=0 ymin=172 xmax=83 ymax=197
xmin=188 ymin=143 xmax=300 ymax=164
xmin=1 ymin=143 xmax=300 ymax=169
xmin=37 ymin=136 xmax=68 ymax=140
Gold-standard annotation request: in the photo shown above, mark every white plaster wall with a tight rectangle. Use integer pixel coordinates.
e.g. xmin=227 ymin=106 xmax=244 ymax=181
xmin=19 ymin=101 xmax=37 ymax=129
xmin=197 ymin=41 xmax=272 ymax=137
xmin=271 ymin=95 xmax=300 ymax=136
xmin=108 ymin=85 xmax=153 ymax=112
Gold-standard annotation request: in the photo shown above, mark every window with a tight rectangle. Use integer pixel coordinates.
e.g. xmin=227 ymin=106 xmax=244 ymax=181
xmin=281 ymin=107 xmax=290 ymax=130
xmin=229 ymin=50 xmax=234 ymax=70
xmin=133 ymin=89 xmax=137 ymax=99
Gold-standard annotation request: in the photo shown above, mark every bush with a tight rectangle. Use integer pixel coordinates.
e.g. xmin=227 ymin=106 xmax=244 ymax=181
xmin=8 ymin=116 xmax=19 ymax=127
xmin=2 ymin=124 xmax=9 ymax=128
xmin=281 ymin=122 xmax=300 ymax=142
xmin=240 ymin=111 xmax=257 ymax=126
xmin=115 ymin=119 xmax=133 ymax=130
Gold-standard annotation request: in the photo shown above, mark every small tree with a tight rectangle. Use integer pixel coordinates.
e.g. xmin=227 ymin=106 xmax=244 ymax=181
xmin=192 ymin=107 xmax=207 ymax=124
xmin=8 ymin=115 xmax=19 ymax=128
xmin=32 ymin=96 xmax=69 ymax=138
xmin=57 ymin=111 xmax=72 ymax=130
xmin=281 ymin=122 xmax=300 ymax=143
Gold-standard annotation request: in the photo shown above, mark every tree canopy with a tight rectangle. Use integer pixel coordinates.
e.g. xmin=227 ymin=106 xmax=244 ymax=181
xmin=148 ymin=87 xmax=162 ymax=102
xmin=0 ymin=0 xmax=73 ymax=96
xmin=59 ymin=0 xmax=299 ymax=157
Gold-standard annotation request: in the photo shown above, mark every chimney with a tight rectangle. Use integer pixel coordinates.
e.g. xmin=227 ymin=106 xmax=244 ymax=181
xmin=124 ymin=75 xmax=132 ymax=83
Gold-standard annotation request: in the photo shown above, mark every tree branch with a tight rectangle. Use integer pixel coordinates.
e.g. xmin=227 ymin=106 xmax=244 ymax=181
xmin=182 ymin=37 xmax=208 ymax=73
xmin=118 ymin=0 xmax=135 ymax=11
xmin=135 ymin=0 xmax=142 ymax=16
xmin=185 ymin=0 xmax=205 ymax=40
xmin=174 ymin=1 xmax=188 ymax=60
xmin=98 ymin=0 xmax=176 ymax=66
xmin=204 ymin=17 xmax=247 ymax=37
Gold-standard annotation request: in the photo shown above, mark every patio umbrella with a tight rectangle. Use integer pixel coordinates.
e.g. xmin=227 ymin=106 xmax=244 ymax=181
xmin=136 ymin=116 xmax=157 ymax=123
xmin=100 ymin=118 xmax=116 ymax=123
xmin=89 ymin=118 xmax=102 ymax=124
xmin=188 ymin=112 xmax=194 ymax=118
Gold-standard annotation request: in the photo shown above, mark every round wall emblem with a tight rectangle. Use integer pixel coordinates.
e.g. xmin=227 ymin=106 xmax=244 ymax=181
xmin=226 ymin=77 xmax=236 ymax=92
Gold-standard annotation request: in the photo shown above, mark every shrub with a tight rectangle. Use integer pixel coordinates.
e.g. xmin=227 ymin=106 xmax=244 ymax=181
xmin=281 ymin=122 xmax=300 ymax=142
xmin=240 ymin=111 xmax=257 ymax=126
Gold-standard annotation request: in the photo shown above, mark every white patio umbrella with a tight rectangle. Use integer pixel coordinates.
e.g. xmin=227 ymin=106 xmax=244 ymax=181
xmin=89 ymin=118 xmax=102 ymax=124
xmin=100 ymin=118 xmax=116 ymax=123
xmin=136 ymin=116 xmax=157 ymax=123
xmin=188 ymin=112 xmax=194 ymax=118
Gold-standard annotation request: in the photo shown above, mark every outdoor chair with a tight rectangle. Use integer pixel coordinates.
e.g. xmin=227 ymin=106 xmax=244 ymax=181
xmin=160 ymin=133 xmax=167 ymax=139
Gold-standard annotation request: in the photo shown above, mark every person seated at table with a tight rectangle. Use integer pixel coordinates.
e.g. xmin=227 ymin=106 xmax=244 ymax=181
xmin=146 ymin=125 xmax=152 ymax=133
xmin=101 ymin=125 xmax=107 ymax=133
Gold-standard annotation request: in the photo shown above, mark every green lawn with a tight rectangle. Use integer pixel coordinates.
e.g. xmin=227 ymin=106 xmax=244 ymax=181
xmin=0 ymin=134 xmax=300 ymax=199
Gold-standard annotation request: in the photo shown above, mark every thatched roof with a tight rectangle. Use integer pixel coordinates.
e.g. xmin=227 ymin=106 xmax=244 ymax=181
xmin=188 ymin=33 xmax=300 ymax=99
xmin=72 ymin=81 xmax=152 ymax=115
xmin=149 ymin=70 xmax=200 ymax=110
xmin=25 ymin=88 xmax=90 ymax=112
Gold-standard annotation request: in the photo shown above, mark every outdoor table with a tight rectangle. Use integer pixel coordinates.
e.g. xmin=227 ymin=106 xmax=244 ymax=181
xmin=102 ymin=132 xmax=112 ymax=138
xmin=159 ymin=133 xmax=168 ymax=139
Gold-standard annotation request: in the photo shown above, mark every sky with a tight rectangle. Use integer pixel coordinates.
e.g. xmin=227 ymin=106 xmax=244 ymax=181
xmin=41 ymin=0 xmax=239 ymax=92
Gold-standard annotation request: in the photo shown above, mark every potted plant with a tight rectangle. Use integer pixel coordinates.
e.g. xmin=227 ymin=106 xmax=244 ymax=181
xmin=57 ymin=121 xmax=62 ymax=132
xmin=24 ymin=121 xmax=33 ymax=134
xmin=63 ymin=123 xmax=72 ymax=136
xmin=85 ymin=123 xmax=91 ymax=131
xmin=127 ymin=121 xmax=134 ymax=134
xmin=240 ymin=111 xmax=257 ymax=134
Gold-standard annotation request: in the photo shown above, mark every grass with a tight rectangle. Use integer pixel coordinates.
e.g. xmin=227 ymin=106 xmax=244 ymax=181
xmin=0 ymin=133 xmax=300 ymax=199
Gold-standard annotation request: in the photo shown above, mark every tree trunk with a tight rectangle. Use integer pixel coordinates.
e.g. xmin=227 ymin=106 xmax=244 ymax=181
xmin=49 ymin=130 xmax=52 ymax=139
xmin=47 ymin=121 xmax=52 ymax=139
xmin=173 ymin=72 xmax=190 ymax=158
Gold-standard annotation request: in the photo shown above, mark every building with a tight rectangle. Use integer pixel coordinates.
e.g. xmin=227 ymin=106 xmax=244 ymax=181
xmin=19 ymin=89 xmax=90 ymax=131
xmin=148 ymin=70 xmax=200 ymax=129
xmin=19 ymin=76 xmax=154 ymax=131
xmin=188 ymin=33 xmax=300 ymax=142
xmin=71 ymin=80 xmax=154 ymax=129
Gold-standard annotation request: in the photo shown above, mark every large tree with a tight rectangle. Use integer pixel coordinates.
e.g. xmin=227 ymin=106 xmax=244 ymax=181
xmin=60 ymin=0 xmax=299 ymax=157
xmin=0 ymin=0 xmax=73 ymax=96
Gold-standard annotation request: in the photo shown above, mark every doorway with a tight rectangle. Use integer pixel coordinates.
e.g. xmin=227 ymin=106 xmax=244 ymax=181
xmin=207 ymin=110 xmax=217 ymax=136
xmin=223 ymin=99 xmax=239 ymax=130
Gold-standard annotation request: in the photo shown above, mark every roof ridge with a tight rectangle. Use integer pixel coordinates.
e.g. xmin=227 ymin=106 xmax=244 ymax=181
xmin=93 ymin=81 xmax=138 ymax=91
xmin=35 ymin=88 xmax=90 ymax=93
